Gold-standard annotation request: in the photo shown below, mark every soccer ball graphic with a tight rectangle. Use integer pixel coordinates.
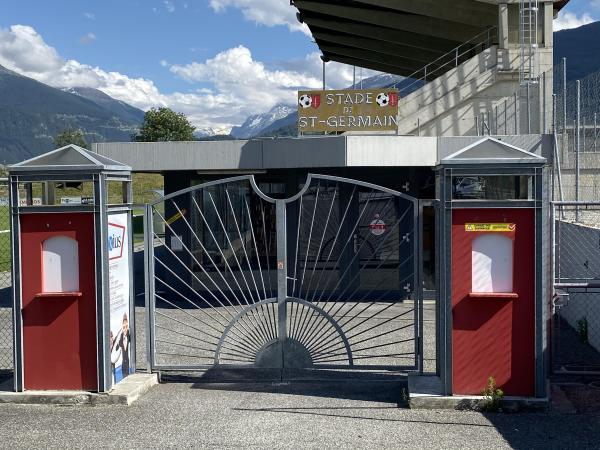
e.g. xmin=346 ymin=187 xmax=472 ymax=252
xmin=299 ymin=94 xmax=312 ymax=108
xmin=376 ymin=92 xmax=389 ymax=107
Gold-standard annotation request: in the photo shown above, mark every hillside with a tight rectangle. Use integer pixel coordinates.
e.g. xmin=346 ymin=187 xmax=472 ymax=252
xmin=554 ymin=20 xmax=600 ymax=82
xmin=63 ymin=87 xmax=145 ymax=124
xmin=0 ymin=65 xmax=142 ymax=163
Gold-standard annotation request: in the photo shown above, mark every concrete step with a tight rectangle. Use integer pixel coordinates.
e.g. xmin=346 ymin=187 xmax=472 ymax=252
xmin=0 ymin=373 xmax=158 ymax=406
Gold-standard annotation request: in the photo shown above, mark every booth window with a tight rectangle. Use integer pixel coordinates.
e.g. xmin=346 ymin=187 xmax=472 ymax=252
xmin=471 ymin=234 xmax=513 ymax=294
xmin=452 ymin=176 xmax=532 ymax=200
xmin=42 ymin=236 xmax=79 ymax=293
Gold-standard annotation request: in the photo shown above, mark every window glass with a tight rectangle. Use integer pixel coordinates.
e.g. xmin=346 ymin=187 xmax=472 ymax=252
xmin=472 ymin=234 xmax=513 ymax=293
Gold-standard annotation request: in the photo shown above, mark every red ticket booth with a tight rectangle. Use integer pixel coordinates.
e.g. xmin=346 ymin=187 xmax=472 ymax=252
xmin=9 ymin=145 xmax=134 ymax=392
xmin=437 ymin=137 xmax=548 ymax=398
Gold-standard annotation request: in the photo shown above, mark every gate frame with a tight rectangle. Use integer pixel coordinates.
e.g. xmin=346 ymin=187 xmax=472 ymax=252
xmin=144 ymin=173 xmax=424 ymax=374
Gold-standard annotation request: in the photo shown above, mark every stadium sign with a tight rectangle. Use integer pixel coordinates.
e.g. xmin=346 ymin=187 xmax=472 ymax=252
xmin=298 ymin=89 xmax=399 ymax=133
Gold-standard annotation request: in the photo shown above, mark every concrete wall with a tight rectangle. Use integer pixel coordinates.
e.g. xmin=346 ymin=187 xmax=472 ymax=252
xmin=397 ymin=46 xmax=552 ymax=137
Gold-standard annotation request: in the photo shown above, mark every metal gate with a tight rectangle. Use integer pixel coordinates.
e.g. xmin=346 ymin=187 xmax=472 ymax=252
xmin=145 ymin=174 xmax=421 ymax=376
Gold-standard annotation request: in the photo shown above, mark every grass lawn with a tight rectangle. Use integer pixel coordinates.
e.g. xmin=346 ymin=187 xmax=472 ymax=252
xmin=0 ymin=173 xmax=164 ymax=270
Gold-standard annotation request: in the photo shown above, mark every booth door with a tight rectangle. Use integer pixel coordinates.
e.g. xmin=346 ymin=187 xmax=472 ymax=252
xmin=451 ymin=208 xmax=535 ymax=396
xmin=20 ymin=213 xmax=97 ymax=390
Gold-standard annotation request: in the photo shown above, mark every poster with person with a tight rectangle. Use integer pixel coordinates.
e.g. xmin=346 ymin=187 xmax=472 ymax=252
xmin=107 ymin=213 xmax=131 ymax=385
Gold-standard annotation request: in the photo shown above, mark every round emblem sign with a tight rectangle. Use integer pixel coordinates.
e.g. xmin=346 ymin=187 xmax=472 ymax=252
xmin=369 ymin=214 xmax=386 ymax=236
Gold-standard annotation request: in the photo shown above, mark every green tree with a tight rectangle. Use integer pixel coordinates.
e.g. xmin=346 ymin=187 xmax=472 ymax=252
xmin=134 ymin=107 xmax=196 ymax=142
xmin=54 ymin=128 xmax=88 ymax=148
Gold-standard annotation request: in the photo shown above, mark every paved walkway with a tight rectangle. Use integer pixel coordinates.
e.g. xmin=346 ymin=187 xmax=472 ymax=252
xmin=1 ymin=380 xmax=600 ymax=449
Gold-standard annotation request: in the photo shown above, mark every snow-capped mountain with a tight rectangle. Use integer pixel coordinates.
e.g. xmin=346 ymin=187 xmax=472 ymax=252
xmin=348 ymin=73 xmax=404 ymax=90
xmin=194 ymin=127 xmax=232 ymax=138
xmin=230 ymin=104 xmax=295 ymax=138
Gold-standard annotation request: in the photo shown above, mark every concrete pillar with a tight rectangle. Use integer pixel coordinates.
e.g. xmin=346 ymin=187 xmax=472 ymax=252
xmin=543 ymin=1 xmax=553 ymax=47
xmin=498 ymin=3 xmax=509 ymax=70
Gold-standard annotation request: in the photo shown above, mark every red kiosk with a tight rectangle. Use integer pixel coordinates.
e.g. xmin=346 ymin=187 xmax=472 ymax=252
xmin=9 ymin=145 xmax=134 ymax=392
xmin=437 ymin=137 xmax=548 ymax=398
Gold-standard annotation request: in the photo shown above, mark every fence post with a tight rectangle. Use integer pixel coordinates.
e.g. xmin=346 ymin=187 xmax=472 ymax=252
xmin=563 ymin=57 xmax=567 ymax=133
xmin=514 ymin=92 xmax=519 ymax=134
xmin=576 ymin=80 xmax=581 ymax=220
xmin=594 ymin=113 xmax=598 ymax=151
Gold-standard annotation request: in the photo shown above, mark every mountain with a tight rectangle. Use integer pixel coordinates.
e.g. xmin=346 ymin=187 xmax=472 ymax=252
xmin=348 ymin=73 xmax=404 ymax=90
xmin=230 ymin=104 xmax=295 ymax=138
xmin=554 ymin=20 xmax=600 ymax=82
xmin=63 ymin=87 xmax=145 ymax=124
xmin=0 ymin=64 xmax=141 ymax=163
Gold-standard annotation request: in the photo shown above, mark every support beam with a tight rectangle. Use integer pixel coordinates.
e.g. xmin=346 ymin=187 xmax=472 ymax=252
xmin=295 ymin=0 xmax=486 ymax=42
xmin=353 ymin=0 xmax=497 ymax=28
xmin=322 ymin=52 xmax=424 ymax=78
xmin=319 ymin=43 xmax=435 ymax=74
xmin=311 ymin=29 xmax=446 ymax=64
xmin=303 ymin=15 xmax=461 ymax=53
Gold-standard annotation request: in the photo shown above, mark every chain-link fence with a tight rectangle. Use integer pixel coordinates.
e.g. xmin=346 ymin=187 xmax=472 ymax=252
xmin=553 ymin=59 xmax=600 ymax=204
xmin=0 ymin=178 xmax=12 ymax=376
xmin=551 ymin=57 xmax=600 ymax=374
xmin=553 ymin=203 xmax=600 ymax=373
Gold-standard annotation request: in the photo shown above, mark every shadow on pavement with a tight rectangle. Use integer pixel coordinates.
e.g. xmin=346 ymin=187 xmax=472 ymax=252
xmin=162 ymin=368 xmax=409 ymax=406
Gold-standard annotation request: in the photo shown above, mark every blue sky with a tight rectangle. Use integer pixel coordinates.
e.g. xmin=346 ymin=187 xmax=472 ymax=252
xmin=0 ymin=0 xmax=598 ymax=132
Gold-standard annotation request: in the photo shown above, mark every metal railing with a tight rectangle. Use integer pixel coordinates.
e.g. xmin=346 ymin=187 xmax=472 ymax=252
xmin=392 ymin=27 xmax=498 ymax=98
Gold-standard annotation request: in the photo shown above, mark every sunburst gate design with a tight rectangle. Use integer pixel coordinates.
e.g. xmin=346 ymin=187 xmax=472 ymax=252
xmin=146 ymin=175 xmax=421 ymax=373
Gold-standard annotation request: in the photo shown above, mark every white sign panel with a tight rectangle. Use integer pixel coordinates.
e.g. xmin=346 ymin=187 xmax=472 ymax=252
xmin=61 ymin=197 xmax=82 ymax=205
xmin=19 ymin=197 xmax=42 ymax=206
xmin=107 ymin=213 xmax=131 ymax=385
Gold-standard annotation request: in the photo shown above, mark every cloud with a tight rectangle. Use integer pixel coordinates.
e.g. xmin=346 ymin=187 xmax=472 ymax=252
xmin=83 ymin=12 xmax=95 ymax=20
xmin=208 ymin=0 xmax=310 ymax=34
xmin=279 ymin=52 xmax=380 ymax=90
xmin=554 ymin=11 xmax=595 ymax=31
xmin=170 ymin=45 xmax=322 ymax=116
xmin=79 ymin=32 xmax=96 ymax=45
xmin=0 ymin=25 xmax=357 ymax=132
xmin=164 ymin=1 xmax=175 ymax=13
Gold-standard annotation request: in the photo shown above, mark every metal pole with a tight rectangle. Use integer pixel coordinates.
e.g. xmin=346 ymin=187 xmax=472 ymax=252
xmin=542 ymin=71 xmax=547 ymax=134
xmin=576 ymin=80 xmax=581 ymax=220
xmin=563 ymin=57 xmax=567 ymax=133
xmin=594 ymin=113 xmax=598 ymax=151
xmin=475 ymin=115 xmax=480 ymax=136
xmin=360 ymin=67 xmax=363 ymax=89
xmin=583 ymin=117 xmax=586 ymax=153
xmin=275 ymin=201 xmax=287 ymax=347
xmin=322 ymin=60 xmax=326 ymax=90
xmin=504 ymin=98 xmax=507 ymax=135
xmin=495 ymin=105 xmax=498 ymax=135
xmin=527 ymin=82 xmax=531 ymax=134
xmin=514 ymin=92 xmax=519 ymax=134
xmin=353 ymin=66 xmax=356 ymax=89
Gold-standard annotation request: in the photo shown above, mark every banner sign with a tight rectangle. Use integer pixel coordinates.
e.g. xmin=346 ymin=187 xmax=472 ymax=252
xmin=298 ymin=89 xmax=399 ymax=133
xmin=108 ymin=213 xmax=131 ymax=385
xmin=465 ymin=223 xmax=516 ymax=232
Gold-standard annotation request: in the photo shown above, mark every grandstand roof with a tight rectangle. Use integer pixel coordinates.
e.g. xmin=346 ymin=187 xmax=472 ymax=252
xmin=293 ymin=0 xmax=570 ymax=77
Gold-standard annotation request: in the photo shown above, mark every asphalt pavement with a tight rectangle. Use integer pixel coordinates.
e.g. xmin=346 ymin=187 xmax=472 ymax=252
xmin=1 ymin=379 xmax=600 ymax=449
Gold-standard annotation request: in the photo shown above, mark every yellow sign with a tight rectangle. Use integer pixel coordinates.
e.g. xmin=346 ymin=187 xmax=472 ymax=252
xmin=298 ymin=89 xmax=399 ymax=133
xmin=465 ymin=223 xmax=516 ymax=232
xmin=166 ymin=208 xmax=187 ymax=226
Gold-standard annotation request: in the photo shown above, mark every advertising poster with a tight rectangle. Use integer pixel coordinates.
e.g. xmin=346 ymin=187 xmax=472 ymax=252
xmin=107 ymin=213 xmax=131 ymax=385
